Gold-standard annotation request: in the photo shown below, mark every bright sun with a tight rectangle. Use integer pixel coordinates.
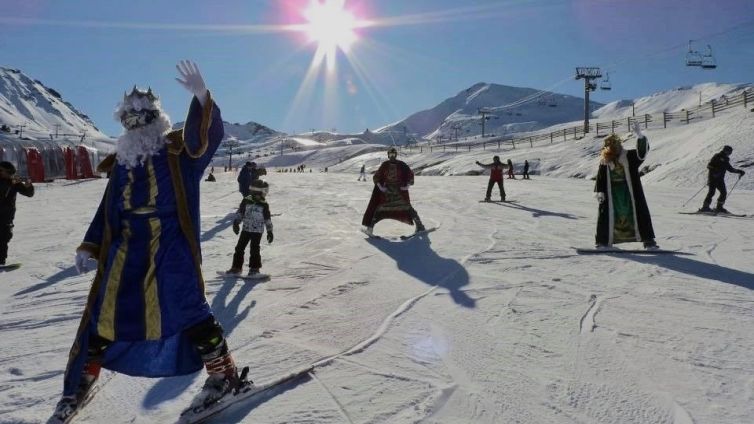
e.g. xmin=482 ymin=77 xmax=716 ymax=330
xmin=304 ymin=0 xmax=357 ymax=54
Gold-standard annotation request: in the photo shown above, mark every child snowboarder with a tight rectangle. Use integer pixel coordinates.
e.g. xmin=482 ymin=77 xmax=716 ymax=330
xmin=227 ymin=179 xmax=274 ymax=278
xmin=475 ymin=156 xmax=506 ymax=202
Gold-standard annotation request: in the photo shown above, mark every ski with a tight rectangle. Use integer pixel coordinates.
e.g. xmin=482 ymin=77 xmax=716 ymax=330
xmin=574 ymin=246 xmax=686 ymax=255
xmin=399 ymin=226 xmax=438 ymax=240
xmin=47 ymin=373 xmax=114 ymax=424
xmin=178 ymin=365 xmax=314 ymax=424
xmin=0 ymin=262 xmax=21 ymax=271
xmin=679 ymin=211 xmax=748 ymax=218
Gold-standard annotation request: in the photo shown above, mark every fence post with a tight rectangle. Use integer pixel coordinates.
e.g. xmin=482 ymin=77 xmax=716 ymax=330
xmin=498 ymin=141 xmax=500 ymax=148
xmin=627 ymin=117 xmax=631 ymax=128
xmin=644 ymin=114 xmax=649 ymax=128
xmin=483 ymin=142 xmax=486 ymax=150
xmin=685 ymin=110 xmax=690 ymax=124
xmin=550 ymin=133 xmax=553 ymax=143
xmin=529 ymin=137 xmax=533 ymax=148
xmin=596 ymin=124 xmax=600 ymax=137
xmin=512 ymin=139 xmax=516 ymax=149
xmin=468 ymin=145 xmax=471 ymax=152
xmin=563 ymin=129 xmax=566 ymax=142
xmin=711 ymin=100 xmax=716 ymax=118
xmin=663 ymin=112 xmax=668 ymax=128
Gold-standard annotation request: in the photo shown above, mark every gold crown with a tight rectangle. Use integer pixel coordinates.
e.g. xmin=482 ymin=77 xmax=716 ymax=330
xmin=123 ymin=86 xmax=158 ymax=102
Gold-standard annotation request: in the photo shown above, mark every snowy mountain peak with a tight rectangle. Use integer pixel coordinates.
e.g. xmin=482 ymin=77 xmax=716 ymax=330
xmin=0 ymin=66 xmax=107 ymax=139
xmin=377 ymin=82 xmax=603 ymax=142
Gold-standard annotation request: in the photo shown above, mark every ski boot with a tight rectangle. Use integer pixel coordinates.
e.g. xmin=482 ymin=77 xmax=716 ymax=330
xmin=49 ymin=361 xmax=101 ymax=423
xmin=224 ymin=268 xmax=242 ymax=276
xmin=594 ymin=244 xmax=611 ymax=250
xmin=715 ymin=205 xmax=730 ymax=214
xmin=643 ymin=239 xmax=659 ymax=250
xmin=698 ymin=205 xmax=713 ymax=213
xmin=190 ymin=367 xmax=248 ymax=408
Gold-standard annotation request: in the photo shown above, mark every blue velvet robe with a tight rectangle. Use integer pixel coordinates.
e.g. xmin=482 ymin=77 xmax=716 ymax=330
xmin=63 ymin=93 xmax=223 ymax=396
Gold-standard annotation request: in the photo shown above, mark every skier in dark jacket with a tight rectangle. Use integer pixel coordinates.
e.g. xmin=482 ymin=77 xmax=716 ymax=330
xmin=522 ymin=160 xmax=530 ymax=180
xmin=237 ymin=162 xmax=257 ymax=197
xmin=0 ymin=161 xmax=34 ymax=265
xmin=476 ymin=156 xmax=507 ymax=202
xmin=699 ymin=145 xmax=745 ymax=213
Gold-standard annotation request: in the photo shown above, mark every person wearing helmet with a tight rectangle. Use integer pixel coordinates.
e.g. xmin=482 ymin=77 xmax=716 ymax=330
xmin=475 ymin=155 xmax=507 ymax=202
xmin=594 ymin=122 xmax=658 ymax=250
xmin=227 ymin=179 xmax=273 ymax=278
xmin=699 ymin=145 xmax=745 ymax=213
xmin=237 ymin=161 xmax=258 ymax=197
xmin=361 ymin=147 xmax=425 ymax=236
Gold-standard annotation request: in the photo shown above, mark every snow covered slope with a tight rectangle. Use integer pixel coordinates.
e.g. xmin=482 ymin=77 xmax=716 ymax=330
xmin=0 ymin=170 xmax=752 ymax=423
xmin=0 ymin=67 xmax=108 ymax=141
xmin=377 ymin=82 xmax=602 ymax=142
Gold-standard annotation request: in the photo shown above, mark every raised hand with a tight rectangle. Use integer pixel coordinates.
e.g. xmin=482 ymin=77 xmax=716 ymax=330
xmin=175 ymin=60 xmax=208 ymax=106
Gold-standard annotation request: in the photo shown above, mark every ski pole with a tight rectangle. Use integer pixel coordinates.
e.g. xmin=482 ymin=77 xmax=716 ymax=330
xmin=682 ymin=182 xmax=708 ymax=208
xmin=726 ymin=174 xmax=743 ymax=200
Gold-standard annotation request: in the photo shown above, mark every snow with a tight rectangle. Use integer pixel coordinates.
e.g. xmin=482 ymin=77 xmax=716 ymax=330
xmin=1 ymin=66 xmax=753 ymax=423
xmin=1 ymin=112 xmax=754 ymax=422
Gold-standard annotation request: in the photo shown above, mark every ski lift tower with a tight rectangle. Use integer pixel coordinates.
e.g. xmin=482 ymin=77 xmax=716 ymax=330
xmin=575 ymin=67 xmax=602 ymax=133
xmin=478 ymin=108 xmax=495 ymax=138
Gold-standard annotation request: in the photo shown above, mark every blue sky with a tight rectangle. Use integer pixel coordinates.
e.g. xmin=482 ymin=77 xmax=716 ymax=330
xmin=2 ymin=0 xmax=754 ymax=136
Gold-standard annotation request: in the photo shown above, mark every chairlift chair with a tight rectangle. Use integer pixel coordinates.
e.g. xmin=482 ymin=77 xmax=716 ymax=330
xmin=600 ymin=72 xmax=612 ymax=90
xmin=686 ymin=40 xmax=702 ymax=67
xmin=700 ymin=44 xmax=717 ymax=69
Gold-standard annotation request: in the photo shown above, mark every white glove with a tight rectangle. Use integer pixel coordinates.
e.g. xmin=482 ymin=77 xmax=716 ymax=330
xmin=595 ymin=192 xmax=606 ymax=204
xmin=632 ymin=120 xmax=643 ymax=138
xmin=400 ymin=186 xmax=409 ymax=191
xmin=377 ymin=183 xmax=387 ymax=192
xmin=175 ymin=60 xmax=208 ymax=106
xmin=75 ymin=250 xmax=94 ymax=274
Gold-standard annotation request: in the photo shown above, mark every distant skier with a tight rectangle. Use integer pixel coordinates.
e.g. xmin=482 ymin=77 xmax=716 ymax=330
xmin=51 ymin=61 xmax=246 ymax=423
xmin=237 ymin=161 xmax=257 ymax=197
xmin=699 ymin=145 xmax=745 ymax=213
xmin=522 ymin=160 xmax=530 ymax=180
xmin=475 ymin=155 xmax=506 ymax=202
xmin=507 ymin=159 xmax=516 ymax=179
xmin=594 ymin=123 xmax=658 ymax=249
xmin=358 ymin=164 xmax=367 ymax=181
xmin=361 ymin=147 xmax=425 ymax=236
xmin=0 ymin=161 xmax=34 ymax=265
xmin=226 ymin=179 xmax=273 ymax=278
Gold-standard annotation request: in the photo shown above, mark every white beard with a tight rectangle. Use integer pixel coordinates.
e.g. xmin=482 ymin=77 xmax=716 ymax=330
xmin=115 ymin=112 xmax=172 ymax=169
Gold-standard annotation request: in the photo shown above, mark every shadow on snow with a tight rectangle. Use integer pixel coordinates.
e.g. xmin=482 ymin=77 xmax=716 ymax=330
xmin=622 ymin=253 xmax=754 ymax=291
xmin=366 ymin=232 xmax=475 ymax=308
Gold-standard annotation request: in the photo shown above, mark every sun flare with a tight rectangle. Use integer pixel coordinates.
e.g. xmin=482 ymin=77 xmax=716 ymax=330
xmin=304 ymin=0 xmax=357 ymax=56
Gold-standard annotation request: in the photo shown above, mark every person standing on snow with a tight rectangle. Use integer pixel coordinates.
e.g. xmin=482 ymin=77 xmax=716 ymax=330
xmin=237 ymin=161 xmax=257 ymax=197
xmin=226 ymin=179 xmax=273 ymax=278
xmin=358 ymin=164 xmax=367 ymax=181
xmin=699 ymin=145 xmax=745 ymax=213
xmin=361 ymin=147 xmax=425 ymax=236
xmin=506 ymin=159 xmax=516 ymax=179
xmin=51 ymin=61 xmax=246 ymax=422
xmin=522 ymin=160 xmax=530 ymax=180
xmin=0 ymin=161 xmax=34 ymax=266
xmin=594 ymin=122 xmax=658 ymax=249
xmin=476 ymin=155 xmax=506 ymax=202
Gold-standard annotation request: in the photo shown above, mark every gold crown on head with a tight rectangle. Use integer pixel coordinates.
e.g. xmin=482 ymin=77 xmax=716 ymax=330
xmin=123 ymin=86 xmax=158 ymax=102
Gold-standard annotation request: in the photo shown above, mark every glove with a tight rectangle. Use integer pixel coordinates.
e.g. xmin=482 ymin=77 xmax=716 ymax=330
xmin=267 ymin=232 xmax=274 ymax=243
xmin=595 ymin=192 xmax=606 ymax=204
xmin=632 ymin=120 xmax=643 ymax=138
xmin=232 ymin=220 xmax=240 ymax=235
xmin=400 ymin=186 xmax=409 ymax=191
xmin=175 ymin=60 xmax=208 ymax=106
xmin=377 ymin=183 xmax=387 ymax=192
xmin=75 ymin=250 xmax=94 ymax=274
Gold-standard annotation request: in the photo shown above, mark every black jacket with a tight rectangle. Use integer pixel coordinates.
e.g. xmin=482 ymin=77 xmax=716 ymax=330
xmin=0 ymin=179 xmax=34 ymax=224
xmin=707 ymin=152 xmax=737 ymax=181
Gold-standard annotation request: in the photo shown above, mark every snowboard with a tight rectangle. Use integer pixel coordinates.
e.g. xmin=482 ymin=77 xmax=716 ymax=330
xmin=478 ymin=200 xmax=517 ymax=204
xmin=0 ymin=263 xmax=21 ymax=271
xmin=363 ymin=226 xmax=437 ymax=241
xmin=679 ymin=211 xmax=749 ymax=218
xmin=216 ymin=271 xmax=270 ymax=281
xmin=574 ymin=246 xmax=684 ymax=255
xmin=178 ymin=365 xmax=314 ymax=424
